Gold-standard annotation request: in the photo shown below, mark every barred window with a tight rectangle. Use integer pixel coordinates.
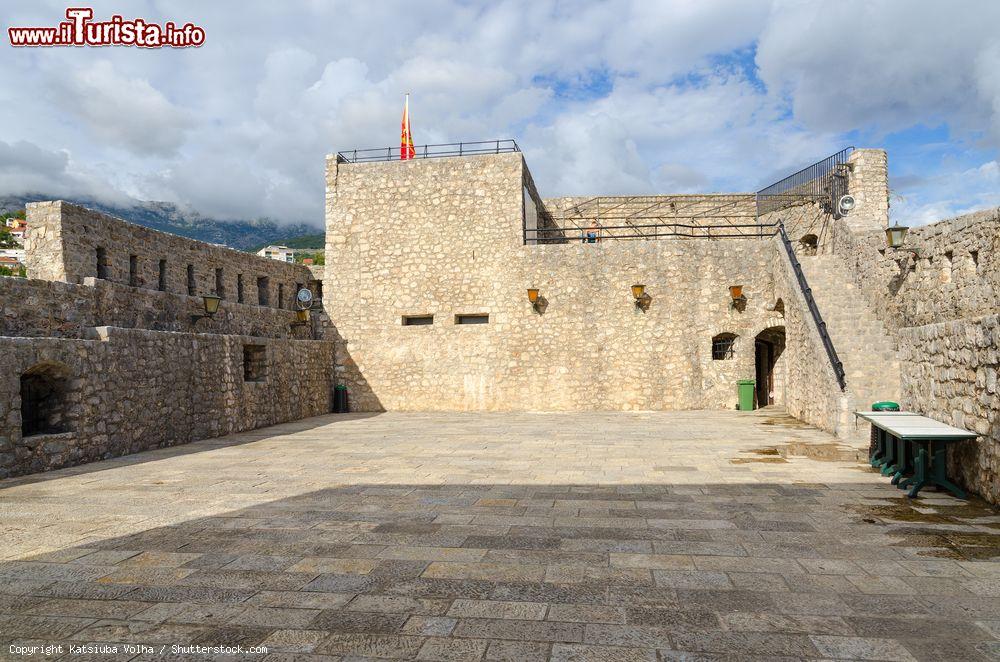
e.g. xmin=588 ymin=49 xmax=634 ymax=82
xmin=711 ymin=333 xmax=737 ymax=360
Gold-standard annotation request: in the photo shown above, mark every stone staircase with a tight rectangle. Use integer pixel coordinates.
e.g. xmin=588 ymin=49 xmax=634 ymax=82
xmin=797 ymin=255 xmax=901 ymax=413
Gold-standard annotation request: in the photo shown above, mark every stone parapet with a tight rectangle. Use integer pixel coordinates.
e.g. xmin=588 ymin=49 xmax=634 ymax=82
xmin=24 ymin=201 xmax=315 ymax=311
xmin=0 ymin=328 xmax=335 ymax=478
xmin=0 ymin=276 xmax=318 ymax=340
xmin=900 ymin=314 xmax=999 ymax=503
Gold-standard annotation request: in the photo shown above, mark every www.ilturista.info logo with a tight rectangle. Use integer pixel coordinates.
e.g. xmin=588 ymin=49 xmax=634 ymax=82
xmin=7 ymin=7 xmax=205 ymax=48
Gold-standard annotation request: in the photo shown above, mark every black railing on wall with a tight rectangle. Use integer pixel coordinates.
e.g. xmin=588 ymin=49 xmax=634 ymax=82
xmin=756 ymin=147 xmax=854 ymax=217
xmin=524 ymin=221 xmax=778 ymax=243
xmin=336 ymin=140 xmax=520 ymax=163
xmin=777 ymin=223 xmax=846 ymax=390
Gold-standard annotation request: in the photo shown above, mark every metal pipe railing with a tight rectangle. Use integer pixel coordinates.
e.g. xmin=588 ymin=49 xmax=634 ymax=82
xmin=776 ymin=222 xmax=846 ymax=390
xmin=756 ymin=147 xmax=854 ymax=217
xmin=337 ymin=140 xmax=520 ymax=163
xmin=524 ymin=222 xmax=779 ymax=243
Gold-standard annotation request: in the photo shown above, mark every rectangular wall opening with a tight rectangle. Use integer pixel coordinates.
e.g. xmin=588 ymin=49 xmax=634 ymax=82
xmin=257 ymin=276 xmax=269 ymax=306
xmin=128 ymin=255 xmax=139 ymax=287
xmin=456 ymin=314 xmax=489 ymax=325
xmin=96 ymin=247 xmax=109 ymax=280
xmin=215 ymin=267 xmax=225 ymax=298
xmin=187 ymin=264 xmax=196 ymax=295
xmin=243 ymin=344 xmax=267 ymax=382
xmin=158 ymin=259 xmax=167 ymax=291
xmin=278 ymin=283 xmax=285 ymax=309
xmin=237 ymin=274 xmax=245 ymax=303
xmin=402 ymin=315 xmax=434 ymax=326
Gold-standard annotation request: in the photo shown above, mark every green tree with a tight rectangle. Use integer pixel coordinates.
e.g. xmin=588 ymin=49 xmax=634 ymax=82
xmin=0 ymin=228 xmax=16 ymax=249
xmin=295 ymin=251 xmax=325 ymax=265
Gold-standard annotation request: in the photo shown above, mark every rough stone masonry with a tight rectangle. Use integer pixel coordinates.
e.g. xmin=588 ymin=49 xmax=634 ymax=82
xmin=0 ymin=146 xmax=997 ymax=506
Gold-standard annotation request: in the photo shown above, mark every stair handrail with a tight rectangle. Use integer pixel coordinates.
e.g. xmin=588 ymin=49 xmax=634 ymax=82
xmin=777 ymin=222 xmax=847 ymax=391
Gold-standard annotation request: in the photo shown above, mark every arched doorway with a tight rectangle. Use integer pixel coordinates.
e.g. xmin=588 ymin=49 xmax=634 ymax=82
xmin=754 ymin=326 xmax=785 ymax=408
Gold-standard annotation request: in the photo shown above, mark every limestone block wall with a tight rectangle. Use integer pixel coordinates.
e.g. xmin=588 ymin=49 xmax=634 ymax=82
xmin=25 ymin=201 xmax=315 ymax=310
xmin=769 ymin=240 xmax=853 ymax=437
xmin=831 ymin=208 xmax=999 ymax=330
xmin=759 ymin=202 xmax=832 ymax=255
xmin=899 ymin=315 xmax=999 ymax=504
xmin=0 ymin=276 xmax=317 ymax=339
xmin=844 ymin=149 xmax=889 ymax=233
xmin=0 ymin=328 xmax=335 ymax=478
xmin=326 ymin=153 xmax=841 ymax=417
xmin=823 ymin=198 xmax=999 ymax=502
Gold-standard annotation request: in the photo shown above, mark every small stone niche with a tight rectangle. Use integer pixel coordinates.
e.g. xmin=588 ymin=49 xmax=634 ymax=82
xmin=20 ymin=363 xmax=73 ymax=437
xmin=455 ymin=314 xmax=489 ymax=325
xmin=243 ymin=344 xmax=267 ymax=382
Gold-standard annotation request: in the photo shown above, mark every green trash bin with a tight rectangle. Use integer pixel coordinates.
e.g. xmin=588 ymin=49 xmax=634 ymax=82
xmin=737 ymin=379 xmax=755 ymax=411
xmin=869 ymin=401 xmax=900 ymax=459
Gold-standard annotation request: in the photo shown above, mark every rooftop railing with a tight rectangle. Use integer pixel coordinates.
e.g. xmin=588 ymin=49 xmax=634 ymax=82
xmin=756 ymin=147 xmax=854 ymax=217
xmin=336 ymin=140 xmax=520 ymax=164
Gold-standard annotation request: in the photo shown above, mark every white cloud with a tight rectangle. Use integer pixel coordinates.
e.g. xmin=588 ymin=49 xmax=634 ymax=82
xmin=0 ymin=140 xmax=133 ymax=205
xmin=892 ymin=160 xmax=1000 ymax=225
xmin=47 ymin=60 xmax=194 ymax=156
xmin=0 ymin=0 xmax=997 ymax=226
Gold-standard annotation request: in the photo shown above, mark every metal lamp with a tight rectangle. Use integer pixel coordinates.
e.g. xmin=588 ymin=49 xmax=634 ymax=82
xmin=191 ymin=294 xmax=221 ymax=323
xmin=631 ymin=284 xmax=651 ymax=311
xmin=527 ymin=288 xmax=543 ymax=313
xmin=885 ymin=223 xmax=909 ymax=249
xmin=291 ymin=307 xmax=311 ymax=328
xmin=730 ymin=285 xmax=747 ymax=310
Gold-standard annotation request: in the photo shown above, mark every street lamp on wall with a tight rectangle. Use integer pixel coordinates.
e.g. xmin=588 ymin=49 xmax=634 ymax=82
xmin=527 ymin=288 xmax=544 ymax=313
xmin=729 ymin=285 xmax=747 ymax=311
xmin=632 ymin=284 xmax=652 ymax=312
xmin=191 ymin=294 xmax=221 ymax=323
xmin=885 ymin=223 xmax=909 ymax=249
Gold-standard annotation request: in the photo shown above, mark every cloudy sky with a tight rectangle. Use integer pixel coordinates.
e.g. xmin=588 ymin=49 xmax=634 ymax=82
xmin=2 ymin=1 xmax=999 ymax=228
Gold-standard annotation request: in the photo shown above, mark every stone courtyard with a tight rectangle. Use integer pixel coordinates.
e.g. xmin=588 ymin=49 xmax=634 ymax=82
xmin=2 ymin=410 xmax=999 ymax=661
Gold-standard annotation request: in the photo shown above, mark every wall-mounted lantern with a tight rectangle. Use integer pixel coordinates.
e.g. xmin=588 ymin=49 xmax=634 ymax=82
xmin=885 ymin=223 xmax=909 ymax=249
xmin=729 ymin=285 xmax=747 ymax=311
xmin=632 ymin=284 xmax=652 ymax=312
xmin=527 ymin=288 xmax=543 ymax=313
xmin=191 ymin=294 xmax=221 ymax=323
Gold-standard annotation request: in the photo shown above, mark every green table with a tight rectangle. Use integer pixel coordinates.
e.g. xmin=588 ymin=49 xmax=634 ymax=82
xmin=856 ymin=411 xmax=977 ymax=499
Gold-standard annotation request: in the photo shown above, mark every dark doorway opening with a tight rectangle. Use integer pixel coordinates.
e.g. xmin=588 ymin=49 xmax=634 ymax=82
xmin=20 ymin=363 xmax=72 ymax=437
xmin=754 ymin=326 xmax=786 ymax=408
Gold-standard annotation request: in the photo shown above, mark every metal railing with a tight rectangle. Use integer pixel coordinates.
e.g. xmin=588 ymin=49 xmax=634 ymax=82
xmin=337 ymin=140 xmax=520 ymax=163
xmin=524 ymin=194 xmax=773 ymax=244
xmin=525 ymin=221 xmax=778 ymax=243
xmin=777 ymin=222 xmax=846 ymax=390
xmin=756 ymin=147 xmax=854 ymax=217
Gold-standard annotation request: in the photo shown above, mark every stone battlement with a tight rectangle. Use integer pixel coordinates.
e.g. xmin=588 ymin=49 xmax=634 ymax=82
xmin=26 ymin=201 xmax=314 ymax=311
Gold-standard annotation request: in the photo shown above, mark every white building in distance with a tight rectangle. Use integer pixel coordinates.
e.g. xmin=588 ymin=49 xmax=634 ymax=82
xmin=256 ymin=245 xmax=295 ymax=263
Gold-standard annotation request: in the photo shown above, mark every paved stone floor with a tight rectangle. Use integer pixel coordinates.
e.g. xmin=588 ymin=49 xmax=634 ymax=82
xmin=1 ymin=409 xmax=999 ymax=661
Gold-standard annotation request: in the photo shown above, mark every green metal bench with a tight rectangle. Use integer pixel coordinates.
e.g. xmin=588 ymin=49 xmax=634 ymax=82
xmin=856 ymin=411 xmax=977 ymax=499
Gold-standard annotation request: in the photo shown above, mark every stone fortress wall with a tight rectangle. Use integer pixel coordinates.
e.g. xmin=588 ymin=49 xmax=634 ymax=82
xmin=324 ymin=152 xmax=857 ymax=438
xmin=0 ymin=203 xmax=334 ymax=479
xmin=26 ymin=201 xmax=317 ymax=310
xmin=824 ymin=204 xmax=1000 ymax=503
xmin=3 ymin=144 xmax=996 ymax=506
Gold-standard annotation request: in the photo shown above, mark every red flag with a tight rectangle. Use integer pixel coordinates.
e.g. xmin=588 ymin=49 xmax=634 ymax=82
xmin=400 ymin=94 xmax=415 ymax=160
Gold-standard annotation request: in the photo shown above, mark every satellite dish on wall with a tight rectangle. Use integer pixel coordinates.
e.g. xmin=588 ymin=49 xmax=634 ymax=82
xmin=838 ymin=194 xmax=856 ymax=216
xmin=296 ymin=288 xmax=313 ymax=310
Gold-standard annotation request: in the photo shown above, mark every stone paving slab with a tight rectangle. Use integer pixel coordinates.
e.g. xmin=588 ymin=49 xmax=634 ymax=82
xmin=0 ymin=409 xmax=998 ymax=660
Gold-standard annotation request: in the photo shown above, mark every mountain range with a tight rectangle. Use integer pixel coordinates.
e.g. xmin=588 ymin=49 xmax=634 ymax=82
xmin=0 ymin=194 xmax=324 ymax=251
